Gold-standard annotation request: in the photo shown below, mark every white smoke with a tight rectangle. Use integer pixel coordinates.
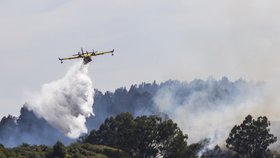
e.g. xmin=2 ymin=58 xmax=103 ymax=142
xmin=26 ymin=62 xmax=94 ymax=139
xmin=154 ymin=78 xmax=265 ymax=149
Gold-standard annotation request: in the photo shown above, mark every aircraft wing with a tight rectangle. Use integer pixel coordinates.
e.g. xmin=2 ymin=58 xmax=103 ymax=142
xmin=91 ymin=49 xmax=114 ymax=56
xmin=59 ymin=55 xmax=81 ymax=60
xmin=58 ymin=55 xmax=82 ymax=63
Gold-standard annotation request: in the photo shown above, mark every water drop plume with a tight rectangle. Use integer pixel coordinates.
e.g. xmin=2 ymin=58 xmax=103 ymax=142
xmin=26 ymin=62 xmax=94 ymax=138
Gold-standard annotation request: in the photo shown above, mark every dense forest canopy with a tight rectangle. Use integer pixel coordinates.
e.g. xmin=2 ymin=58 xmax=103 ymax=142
xmin=0 ymin=113 xmax=277 ymax=158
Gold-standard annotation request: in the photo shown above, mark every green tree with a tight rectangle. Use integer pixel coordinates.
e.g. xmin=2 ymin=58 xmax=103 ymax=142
xmin=0 ymin=145 xmax=6 ymax=158
xmin=133 ymin=115 xmax=161 ymax=157
xmin=157 ymin=119 xmax=188 ymax=158
xmin=85 ymin=113 xmax=201 ymax=158
xmin=52 ymin=141 xmax=66 ymax=158
xmin=226 ymin=115 xmax=277 ymax=158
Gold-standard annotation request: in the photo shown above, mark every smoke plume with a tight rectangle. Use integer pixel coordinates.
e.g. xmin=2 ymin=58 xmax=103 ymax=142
xmin=26 ymin=62 xmax=94 ymax=139
xmin=153 ymin=77 xmax=264 ymax=149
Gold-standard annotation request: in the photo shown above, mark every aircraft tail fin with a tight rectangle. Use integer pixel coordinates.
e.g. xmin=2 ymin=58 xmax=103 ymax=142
xmin=58 ymin=57 xmax=63 ymax=64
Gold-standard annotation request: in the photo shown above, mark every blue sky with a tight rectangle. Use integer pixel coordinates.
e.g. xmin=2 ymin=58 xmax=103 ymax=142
xmin=0 ymin=0 xmax=280 ymax=118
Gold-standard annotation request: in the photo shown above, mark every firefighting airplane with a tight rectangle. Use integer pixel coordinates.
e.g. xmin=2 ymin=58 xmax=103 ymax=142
xmin=58 ymin=48 xmax=114 ymax=64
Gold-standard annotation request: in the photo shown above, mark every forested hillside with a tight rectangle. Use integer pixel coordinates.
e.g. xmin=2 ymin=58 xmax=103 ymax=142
xmin=0 ymin=113 xmax=278 ymax=158
xmin=0 ymin=78 xmax=260 ymax=147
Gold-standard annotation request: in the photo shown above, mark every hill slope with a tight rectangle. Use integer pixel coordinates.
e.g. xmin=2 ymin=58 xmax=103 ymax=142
xmin=0 ymin=77 xmax=259 ymax=147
